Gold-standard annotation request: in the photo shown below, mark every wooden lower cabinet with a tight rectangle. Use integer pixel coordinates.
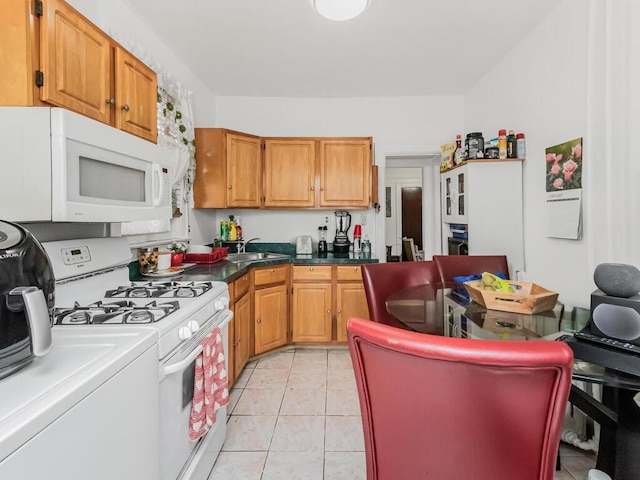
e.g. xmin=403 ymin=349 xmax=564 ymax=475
xmin=292 ymin=283 xmax=332 ymax=342
xmin=227 ymin=273 xmax=251 ymax=388
xmin=254 ymin=265 xmax=289 ymax=355
xmin=292 ymin=264 xmax=370 ymax=344
xmin=233 ymin=292 xmax=252 ymax=375
xmin=336 ymin=282 xmax=368 ymax=342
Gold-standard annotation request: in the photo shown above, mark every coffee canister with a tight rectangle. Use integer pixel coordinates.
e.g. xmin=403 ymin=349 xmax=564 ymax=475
xmin=465 ymin=132 xmax=484 ymax=159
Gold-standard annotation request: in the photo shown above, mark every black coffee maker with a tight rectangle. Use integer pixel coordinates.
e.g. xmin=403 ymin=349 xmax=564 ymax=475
xmin=0 ymin=220 xmax=54 ymax=380
xmin=333 ymin=211 xmax=351 ymax=256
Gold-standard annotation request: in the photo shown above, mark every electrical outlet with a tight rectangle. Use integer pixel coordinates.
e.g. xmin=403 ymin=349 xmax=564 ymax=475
xmin=360 ymin=215 xmax=367 ymax=226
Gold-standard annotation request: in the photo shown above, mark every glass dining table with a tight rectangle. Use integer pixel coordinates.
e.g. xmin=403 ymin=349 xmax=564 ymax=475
xmin=385 ymin=283 xmax=640 ymax=480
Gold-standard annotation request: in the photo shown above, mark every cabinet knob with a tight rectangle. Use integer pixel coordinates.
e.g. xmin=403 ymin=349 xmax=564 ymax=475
xmin=105 ymin=98 xmax=115 ymax=105
xmin=309 ymin=267 xmax=314 ymax=271
xmin=256 ymin=318 xmax=262 ymax=324
xmin=327 ymin=309 xmax=331 ymax=315
xmin=121 ymin=104 xmax=130 ymax=112
xmin=310 ymin=186 xmax=314 ymax=191
xmin=353 ymin=267 xmax=359 ymax=271
xmin=228 ymin=185 xmax=232 ymax=189
xmin=269 ymin=269 xmax=274 ymax=273
xmin=338 ymin=309 xmax=342 ymax=314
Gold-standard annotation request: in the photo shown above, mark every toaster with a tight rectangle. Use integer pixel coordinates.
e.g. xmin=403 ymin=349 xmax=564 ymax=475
xmin=296 ymin=235 xmax=313 ymax=255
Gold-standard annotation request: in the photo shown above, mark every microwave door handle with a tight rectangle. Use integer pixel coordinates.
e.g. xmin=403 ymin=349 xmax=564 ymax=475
xmin=13 ymin=287 xmax=52 ymax=356
xmin=151 ymin=164 xmax=164 ymax=206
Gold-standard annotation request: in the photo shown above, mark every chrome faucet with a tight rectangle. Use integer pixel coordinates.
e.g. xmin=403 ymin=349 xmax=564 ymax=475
xmin=237 ymin=237 xmax=261 ymax=253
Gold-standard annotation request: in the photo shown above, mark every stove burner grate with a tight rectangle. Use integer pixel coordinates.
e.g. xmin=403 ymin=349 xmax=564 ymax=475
xmin=53 ymin=300 xmax=180 ymax=325
xmin=104 ymin=281 xmax=213 ymax=299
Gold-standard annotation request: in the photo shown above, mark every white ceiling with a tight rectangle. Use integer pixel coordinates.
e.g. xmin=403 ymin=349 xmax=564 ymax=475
xmin=125 ymin=0 xmax=563 ymax=97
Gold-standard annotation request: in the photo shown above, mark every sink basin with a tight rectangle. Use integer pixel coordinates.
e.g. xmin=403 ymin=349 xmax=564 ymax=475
xmin=226 ymin=252 xmax=289 ymax=264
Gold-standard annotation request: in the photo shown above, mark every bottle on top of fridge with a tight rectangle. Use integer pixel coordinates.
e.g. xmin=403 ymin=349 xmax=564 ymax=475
xmin=516 ymin=133 xmax=526 ymax=159
xmin=498 ymin=129 xmax=507 ymax=159
xmin=507 ymin=130 xmax=517 ymax=158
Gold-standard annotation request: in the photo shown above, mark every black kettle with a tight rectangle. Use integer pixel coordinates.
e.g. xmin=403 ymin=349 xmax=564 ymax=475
xmin=0 ymin=220 xmax=54 ymax=380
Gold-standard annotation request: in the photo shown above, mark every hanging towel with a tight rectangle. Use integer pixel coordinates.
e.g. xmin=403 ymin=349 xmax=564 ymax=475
xmin=189 ymin=327 xmax=229 ymax=441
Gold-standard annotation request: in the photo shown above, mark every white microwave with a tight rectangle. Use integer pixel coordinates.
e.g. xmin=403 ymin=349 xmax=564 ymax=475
xmin=0 ymin=107 xmax=171 ymax=223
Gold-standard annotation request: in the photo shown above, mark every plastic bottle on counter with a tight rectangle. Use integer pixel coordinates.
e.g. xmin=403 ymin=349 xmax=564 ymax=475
xmin=353 ymin=224 xmax=362 ymax=254
xmin=507 ymin=130 xmax=517 ymax=158
xmin=235 ymin=216 xmax=243 ymax=239
xmin=516 ymin=133 xmax=526 ymax=159
xmin=228 ymin=215 xmax=237 ymax=241
xmin=220 ymin=221 xmax=228 ymax=241
xmin=362 ymin=235 xmax=371 ymax=258
xmin=498 ymin=129 xmax=507 ymax=159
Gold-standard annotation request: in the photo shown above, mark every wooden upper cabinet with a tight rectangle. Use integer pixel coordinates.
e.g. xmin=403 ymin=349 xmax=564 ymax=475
xmin=115 ymin=47 xmax=158 ymax=143
xmin=0 ymin=0 xmax=157 ymax=143
xmin=194 ymin=128 xmax=262 ymax=208
xmin=320 ymin=138 xmax=372 ymax=208
xmin=40 ymin=0 xmax=112 ymax=124
xmin=264 ymin=138 xmax=316 ymax=208
xmin=227 ymin=133 xmax=263 ymax=207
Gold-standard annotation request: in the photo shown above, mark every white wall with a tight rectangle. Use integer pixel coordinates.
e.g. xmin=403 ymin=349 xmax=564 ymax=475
xmin=199 ymin=96 xmax=463 ymax=259
xmin=464 ymin=0 xmax=639 ymax=308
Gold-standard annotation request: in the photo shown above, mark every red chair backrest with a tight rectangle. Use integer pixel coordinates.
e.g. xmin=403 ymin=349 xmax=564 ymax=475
xmin=361 ymin=261 xmax=439 ymax=329
xmin=347 ymin=317 xmax=573 ymax=480
xmin=433 ymin=254 xmax=509 ymax=289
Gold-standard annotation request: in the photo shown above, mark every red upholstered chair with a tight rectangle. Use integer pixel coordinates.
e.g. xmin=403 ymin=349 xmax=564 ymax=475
xmin=433 ymin=254 xmax=510 ymax=289
xmin=347 ymin=317 xmax=573 ymax=480
xmin=361 ymin=261 xmax=439 ymax=329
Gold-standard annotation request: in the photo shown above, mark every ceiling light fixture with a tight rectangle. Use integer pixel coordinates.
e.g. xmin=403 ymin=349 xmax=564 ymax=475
xmin=313 ymin=0 xmax=369 ymax=21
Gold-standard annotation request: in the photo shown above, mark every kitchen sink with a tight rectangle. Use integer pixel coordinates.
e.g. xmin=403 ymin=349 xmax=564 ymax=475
xmin=226 ymin=252 xmax=289 ymax=264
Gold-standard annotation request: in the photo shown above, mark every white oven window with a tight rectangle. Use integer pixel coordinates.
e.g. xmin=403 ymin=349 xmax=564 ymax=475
xmin=79 ymin=157 xmax=146 ymax=202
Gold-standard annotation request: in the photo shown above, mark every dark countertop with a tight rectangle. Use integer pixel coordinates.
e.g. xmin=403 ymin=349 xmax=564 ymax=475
xmin=130 ymin=249 xmax=378 ymax=283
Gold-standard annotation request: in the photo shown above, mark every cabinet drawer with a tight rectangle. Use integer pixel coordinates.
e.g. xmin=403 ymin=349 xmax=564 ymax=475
xmin=234 ymin=273 xmax=250 ymax=299
xmin=254 ymin=265 xmax=288 ymax=286
xmin=292 ymin=265 xmax=332 ymax=281
xmin=336 ymin=265 xmax=364 ymax=281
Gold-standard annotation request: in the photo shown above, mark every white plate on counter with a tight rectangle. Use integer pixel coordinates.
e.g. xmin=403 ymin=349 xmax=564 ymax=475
xmin=142 ymin=267 xmax=184 ymax=278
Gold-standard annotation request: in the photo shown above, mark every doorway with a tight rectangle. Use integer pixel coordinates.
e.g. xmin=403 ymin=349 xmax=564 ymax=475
xmin=401 ymin=187 xmax=423 ymax=260
xmin=382 ymin=154 xmax=441 ymax=262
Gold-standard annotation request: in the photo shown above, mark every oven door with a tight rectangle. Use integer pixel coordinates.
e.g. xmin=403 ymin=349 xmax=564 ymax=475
xmin=159 ymin=310 xmax=232 ymax=480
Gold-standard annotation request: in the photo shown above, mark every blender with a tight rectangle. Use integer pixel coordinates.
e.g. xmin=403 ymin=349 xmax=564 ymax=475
xmin=333 ymin=211 xmax=351 ymax=256
xmin=318 ymin=226 xmax=328 ymax=257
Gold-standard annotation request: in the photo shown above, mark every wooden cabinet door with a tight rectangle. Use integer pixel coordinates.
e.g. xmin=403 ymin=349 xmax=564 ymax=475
xmin=227 ymin=307 xmax=236 ymax=388
xmin=114 ymin=47 xmax=158 ymax=143
xmin=227 ymin=133 xmax=263 ymax=207
xmin=336 ymin=282 xmax=369 ymax=343
xmin=264 ymin=138 xmax=316 ymax=208
xmin=40 ymin=0 xmax=112 ymax=124
xmin=234 ymin=292 xmax=252 ymax=374
xmin=319 ymin=138 xmax=372 ymax=208
xmin=254 ymin=284 xmax=288 ymax=354
xmin=292 ymin=283 xmax=332 ymax=343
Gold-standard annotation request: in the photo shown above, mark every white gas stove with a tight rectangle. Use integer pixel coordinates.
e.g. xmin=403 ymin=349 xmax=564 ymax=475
xmin=42 ymin=237 xmax=232 ymax=480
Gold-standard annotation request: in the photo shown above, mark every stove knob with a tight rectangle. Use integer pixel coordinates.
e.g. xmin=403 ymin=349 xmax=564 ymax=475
xmin=187 ymin=320 xmax=200 ymax=333
xmin=214 ymin=296 xmax=229 ymax=311
xmin=178 ymin=326 xmax=193 ymax=340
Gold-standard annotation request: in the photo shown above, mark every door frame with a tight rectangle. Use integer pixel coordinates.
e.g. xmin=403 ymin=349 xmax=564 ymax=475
xmin=374 ymin=144 xmax=441 ymax=263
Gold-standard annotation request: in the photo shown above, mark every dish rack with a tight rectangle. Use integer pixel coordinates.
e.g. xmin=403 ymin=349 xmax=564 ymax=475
xmin=183 ymin=247 xmax=228 ymax=264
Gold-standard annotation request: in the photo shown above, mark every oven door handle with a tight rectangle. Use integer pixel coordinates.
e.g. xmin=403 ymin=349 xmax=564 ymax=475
xmin=162 ymin=344 xmax=203 ymax=377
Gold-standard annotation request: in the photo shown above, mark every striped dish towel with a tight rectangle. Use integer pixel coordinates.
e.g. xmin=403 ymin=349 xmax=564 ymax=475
xmin=189 ymin=327 xmax=229 ymax=441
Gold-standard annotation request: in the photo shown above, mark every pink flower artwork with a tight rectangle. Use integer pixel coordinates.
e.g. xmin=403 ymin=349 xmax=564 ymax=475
xmin=545 ymin=137 xmax=583 ymax=192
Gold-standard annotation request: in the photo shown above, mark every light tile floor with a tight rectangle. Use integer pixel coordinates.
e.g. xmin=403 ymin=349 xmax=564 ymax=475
xmin=208 ymin=347 xmax=597 ymax=480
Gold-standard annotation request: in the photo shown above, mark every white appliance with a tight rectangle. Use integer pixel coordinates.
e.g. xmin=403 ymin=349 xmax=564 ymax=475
xmin=296 ymin=235 xmax=313 ymax=255
xmin=0 ymin=107 xmax=171 ymax=223
xmin=42 ymin=237 xmax=232 ymax=480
